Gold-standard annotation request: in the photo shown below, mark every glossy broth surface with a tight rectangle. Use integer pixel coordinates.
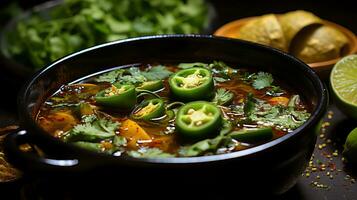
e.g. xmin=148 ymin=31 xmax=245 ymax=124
xmin=36 ymin=62 xmax=311 ymax=158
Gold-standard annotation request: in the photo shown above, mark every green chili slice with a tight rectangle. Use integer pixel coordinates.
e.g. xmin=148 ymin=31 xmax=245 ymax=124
xmin=176 ymin=101 xmax=221 ymax=140
xmin=132 ymin=98 xmax=165 ymax=121
xmin=169 ymin=67 xmax=214 ymax=101
xmin=95 ymin=83 xmax=136 ymax=109
xmin=229 ymin=127 xmax=273 ymax=143
xmin=137 ymin=80 xmax=164 ymax=91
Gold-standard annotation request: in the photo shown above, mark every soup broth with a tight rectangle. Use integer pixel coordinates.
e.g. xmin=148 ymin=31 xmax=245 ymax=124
xmin=36 ymin=61 xmax=311 ymax=158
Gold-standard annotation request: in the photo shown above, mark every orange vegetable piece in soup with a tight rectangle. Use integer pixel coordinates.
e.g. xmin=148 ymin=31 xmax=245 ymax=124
xmin=119 ymin=119 xmax=152 ymax=149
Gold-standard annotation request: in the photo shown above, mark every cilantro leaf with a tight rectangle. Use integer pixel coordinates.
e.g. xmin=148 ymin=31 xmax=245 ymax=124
xmin=252 ymin=72 xmax=273 ymax=90
xmin=96 ymin=66 xmax=172 ymax=86
xmin=178 ymin=134 xmax=236 ymax=157
xmin=113 ymin=135 xmax=127 ymax=147
xmin=208 ymin=61 xmax=238 ymax=82
xmin=212 ymin=88 xmax=234 ymax=106
xmin=95 ymin=69 xmax=125 ymax=83
xmin=119 ymin=67 xmax=147 ymax=85
xmin=244 ymin=93 xmax=255 ymax=117
xmin=96 ymin=118 xmax=119 ymax=133
xmin=237 ymin=94 xmax=311 ymax=131
xmin=128 ymin=148 xmax=174 ymax=158
xmin=178 ymin=136 xmax=224 ymax=157
xmin=142 ymin=65 xmax=173 ymax=81
xmin=7 ymin=0 xmax=209 ymax=69
xmin=65 ymin=118 xmax=119 ymax=142
xmin=249 ymin=106 xmax=310 ymax=131
xmin=81 ymin=114 xmax=97 ymax=124
xmin=213 ymin=77 xmax=228 ymax=83
xmin=266 ymin=86 xmax=284 ymax=96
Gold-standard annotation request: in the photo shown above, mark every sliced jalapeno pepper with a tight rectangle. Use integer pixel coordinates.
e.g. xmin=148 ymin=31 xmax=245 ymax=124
xmin=176 ymin=101 xmax=221 ymax=140
xmin=169 ymin=67 xmax=214 ymax=101
xmin=229 ymin=127 xmax=273 ymax=143
xmin=137 ymin=80 xmax=164 ymax=91
xmin=95 ymin=83 xmax=136 ymax=109
xmin=132 ymin=98 xmax=165 ymax=121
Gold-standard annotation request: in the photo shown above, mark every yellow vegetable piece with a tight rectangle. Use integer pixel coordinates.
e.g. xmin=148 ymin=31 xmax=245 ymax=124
xmin=38 ymin=111 xmax=77 ymax=134
xmin=268 ymin=97 xmax=289 ymax=106
xmin=119 ymin=119 xmax=152 ymax=149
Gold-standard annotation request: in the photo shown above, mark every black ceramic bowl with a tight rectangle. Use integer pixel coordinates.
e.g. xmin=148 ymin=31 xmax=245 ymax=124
xmin=4 ymin=35 xmax=327 ymax=197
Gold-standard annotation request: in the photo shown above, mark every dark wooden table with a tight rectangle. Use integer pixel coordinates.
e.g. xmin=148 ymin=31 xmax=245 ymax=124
xmin=1 ymin=0 xmax=356 ymax=199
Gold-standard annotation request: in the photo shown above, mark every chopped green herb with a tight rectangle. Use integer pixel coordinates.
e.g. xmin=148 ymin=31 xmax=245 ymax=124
xmin=95 ymin=69 xmax=125 ymax=83
xmin=213 ymin=77 xmax=229 ymax=83
xmin=219 ymin=119 xmax=233 ymax=136
xmin=236 ymin=94 xmax=310 ymax=131
xmin=142 ymin=65 xmax=173 ymax=81
xmin=96 ymin=66 xmax=172 ymax=85
xmin=244 ymin=93 xmax=255 ymax=117
xmin=249 ymin=107 xmax=310 ymax=131
xmin=113 ymin=135 xmax=127 ymax=147
xmin=178 ymin=135 xmax=225 ymax=157
xmin=81 ymin=114 xmax=97 ymax=124
xmin=65 ymin=118 xmax=119 ymax=142
xmin=208 ymin=61 xmax=238 ymax=82
xmin=266 ymin=86 xmax=284 ymax=96
xmin=128 ymin=148 xmax=174 ymax=158
xmin=212 ymin=88 xmax=234 ymax=106
xmin=249 ymin=103 xmax=310 ymax=131
xmin=252 ymin=72 xmax=273 ymax=90
xmin=6 ymin=0 xmax=209 ymax=69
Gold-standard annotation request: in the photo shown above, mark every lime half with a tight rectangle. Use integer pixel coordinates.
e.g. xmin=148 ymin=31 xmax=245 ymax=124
xmin=330 ymin=55 xmax=357 ymax=119
xmin=343 ymin=127 xmax=357 ymax=164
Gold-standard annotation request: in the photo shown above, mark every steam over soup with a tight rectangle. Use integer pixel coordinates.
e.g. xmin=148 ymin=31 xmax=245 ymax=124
xmin=36 ymin=61 xmax=311 ymax=158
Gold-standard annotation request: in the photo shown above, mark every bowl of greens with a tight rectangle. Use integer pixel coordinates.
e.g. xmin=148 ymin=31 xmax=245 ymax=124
xmin=0 ymin=0 xmax=215 ymax=76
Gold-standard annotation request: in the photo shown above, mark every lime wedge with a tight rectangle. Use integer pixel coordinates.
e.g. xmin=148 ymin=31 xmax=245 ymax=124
xmin=343 ymin=127 xmax=357 ymax=164
xmin=330 ymin=55 xmax=357 ymax=119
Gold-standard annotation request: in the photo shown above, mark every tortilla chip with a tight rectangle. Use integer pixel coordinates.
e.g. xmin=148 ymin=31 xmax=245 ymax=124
xmin=278 ymin=10 xmax=322 ymax=48
xmin=290 ymin=25 xmax=349 ymax=63
xmin=238 ymin=14 xmax=287 ymax=51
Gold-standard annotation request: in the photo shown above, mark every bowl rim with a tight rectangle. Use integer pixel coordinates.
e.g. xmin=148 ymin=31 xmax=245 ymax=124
xmin=213 ymin=16 xmax=357 ymax=71
xmin=18 ymin=34 xmax=328 ymax=164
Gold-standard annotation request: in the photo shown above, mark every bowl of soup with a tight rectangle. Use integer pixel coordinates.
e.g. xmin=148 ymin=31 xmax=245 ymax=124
xmin=4 ymin=35 xmax=327 ymax=196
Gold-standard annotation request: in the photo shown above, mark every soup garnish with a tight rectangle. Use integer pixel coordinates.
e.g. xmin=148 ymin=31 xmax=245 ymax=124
xmin=37 ymin=61 xmax=311 ymax=158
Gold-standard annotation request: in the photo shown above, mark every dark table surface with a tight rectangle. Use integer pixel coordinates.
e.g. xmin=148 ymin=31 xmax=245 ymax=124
xmin=1 ymin=0 xmax=357 ymax=199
